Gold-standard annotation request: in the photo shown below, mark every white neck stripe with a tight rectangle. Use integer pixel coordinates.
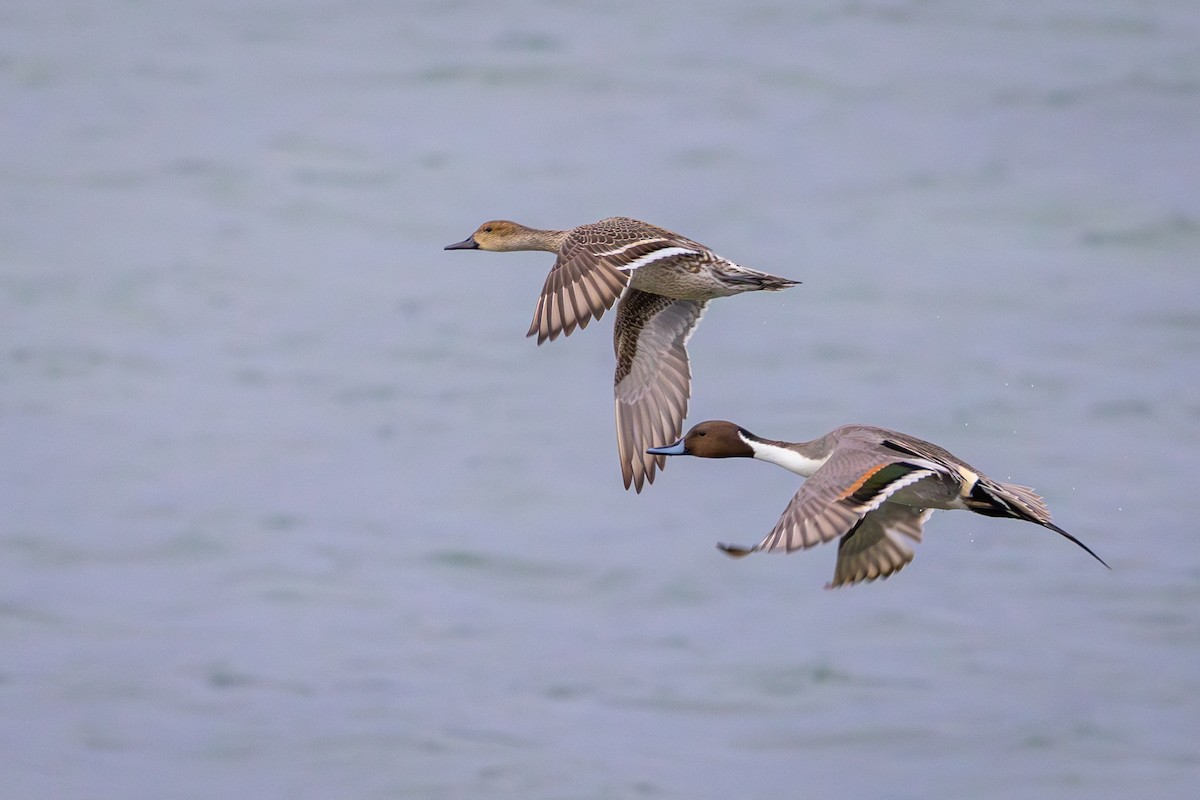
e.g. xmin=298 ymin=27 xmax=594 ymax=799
xmin=742 ymin=435 xmax=827 ymax=477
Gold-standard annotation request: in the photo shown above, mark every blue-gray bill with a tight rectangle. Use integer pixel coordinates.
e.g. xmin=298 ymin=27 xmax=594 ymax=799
xmin=646 ymin=439 xmax=687 ymax=456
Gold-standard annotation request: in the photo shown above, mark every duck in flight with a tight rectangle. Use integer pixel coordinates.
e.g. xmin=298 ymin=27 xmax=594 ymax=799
xmin=446 ymin=217 xmax=799 ymax=492
xmin=647 ymin=420 xmax=1110 ymax=588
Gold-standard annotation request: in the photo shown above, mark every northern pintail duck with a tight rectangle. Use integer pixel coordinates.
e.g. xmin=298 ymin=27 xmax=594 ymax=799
xmin=647 ymin=420 xmax=1109 ymax=588
xmin=445 ymin=218 xmax=799 ymax=492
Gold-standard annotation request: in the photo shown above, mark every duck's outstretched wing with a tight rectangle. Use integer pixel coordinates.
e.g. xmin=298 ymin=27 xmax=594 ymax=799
xmin=718 ymin=444 xmax=937 ymax=586
xmin=613 ymin=291 xmax=707 ymax=492
xmin=528 ymin=218 xmax=708 ymax=344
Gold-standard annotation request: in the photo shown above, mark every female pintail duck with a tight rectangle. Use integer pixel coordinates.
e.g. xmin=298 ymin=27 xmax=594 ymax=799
xmin=445 ymin=217 xmax=799 ymax=493
xmin=647 ymin=420 xmax=1109 ymax=588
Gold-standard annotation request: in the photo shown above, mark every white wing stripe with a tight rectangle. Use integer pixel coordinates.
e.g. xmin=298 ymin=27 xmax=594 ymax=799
xmin=594 ymin=238 xmax=671 ymax=258
xmin=613 ymin=246 xmax=700 ymax=272
xmin=852 ymin=469 xmax=938 ymax=514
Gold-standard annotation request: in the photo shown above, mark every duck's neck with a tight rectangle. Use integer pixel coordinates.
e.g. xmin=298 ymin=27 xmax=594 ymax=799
xmin=741 ymin=434 xmax=828 ymax=477
xmin=505 ymin=225 xmax=571 ymax=253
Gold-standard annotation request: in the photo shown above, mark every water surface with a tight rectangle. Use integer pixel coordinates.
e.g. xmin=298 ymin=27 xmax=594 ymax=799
xmin=2 ymin=2 xmax=1198 ymax=798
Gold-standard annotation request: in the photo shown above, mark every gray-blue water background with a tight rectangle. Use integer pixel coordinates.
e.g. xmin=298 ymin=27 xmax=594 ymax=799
xmin=2 ymin=2 xmax=1198 ymax=798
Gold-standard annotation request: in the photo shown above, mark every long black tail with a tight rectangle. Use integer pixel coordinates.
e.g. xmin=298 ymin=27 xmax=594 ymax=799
xmin=967 ymin=480 xmax=1110 ymax=569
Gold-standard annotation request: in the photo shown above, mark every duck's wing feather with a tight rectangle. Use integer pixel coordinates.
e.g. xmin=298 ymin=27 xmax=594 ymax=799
xmin=719 ymin=441 xmax=937 ymax=557
xmin=613 ymin=291 xmax=707 ymax=493
xmin=827 ymin=505 xmax=933 ymax=589
xmin=528 ymin=223 xmax=698 ymax=344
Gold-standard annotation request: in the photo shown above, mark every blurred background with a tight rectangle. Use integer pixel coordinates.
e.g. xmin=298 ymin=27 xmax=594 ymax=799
xmin=2 ymin=1 xmax=1198 ymax=798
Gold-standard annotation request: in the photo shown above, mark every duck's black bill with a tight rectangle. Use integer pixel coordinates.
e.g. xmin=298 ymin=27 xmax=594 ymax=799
xmin=646 ymin=440 xmax=687 ymax=456
xmin=444 ymin=237 xmax=479 ymax=250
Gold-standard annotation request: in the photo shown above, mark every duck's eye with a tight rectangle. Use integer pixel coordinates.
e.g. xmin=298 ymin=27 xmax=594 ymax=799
xmin=696 ymin=430 xmax=706 ymax=437
xmin=483 ymin=226 xmax=493 ymax=233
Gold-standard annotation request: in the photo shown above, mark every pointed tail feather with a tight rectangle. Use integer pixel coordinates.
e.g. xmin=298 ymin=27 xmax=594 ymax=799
xmin=970 ymin=480 xmax=1110 ymax=569
xmin=1038 ymin=518 xmax=1110 ymax=570
xmin=721 ymin=271 xmax=800 ymax=292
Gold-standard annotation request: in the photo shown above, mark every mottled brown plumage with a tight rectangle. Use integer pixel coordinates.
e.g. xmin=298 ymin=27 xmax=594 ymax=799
xmin=447 ymin=218 xmax=799 ymax=491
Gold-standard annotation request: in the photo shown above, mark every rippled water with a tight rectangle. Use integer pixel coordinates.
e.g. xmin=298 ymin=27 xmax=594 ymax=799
xmin=2 ymin=1 xmax=1198 ymax=798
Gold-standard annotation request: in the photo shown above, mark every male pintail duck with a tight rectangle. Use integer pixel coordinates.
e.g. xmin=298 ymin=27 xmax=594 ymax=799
xmin=647 ymin=420 xmax=1109 ymax=588
xmin=446 ymin=218 xmax=799 ymax=492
